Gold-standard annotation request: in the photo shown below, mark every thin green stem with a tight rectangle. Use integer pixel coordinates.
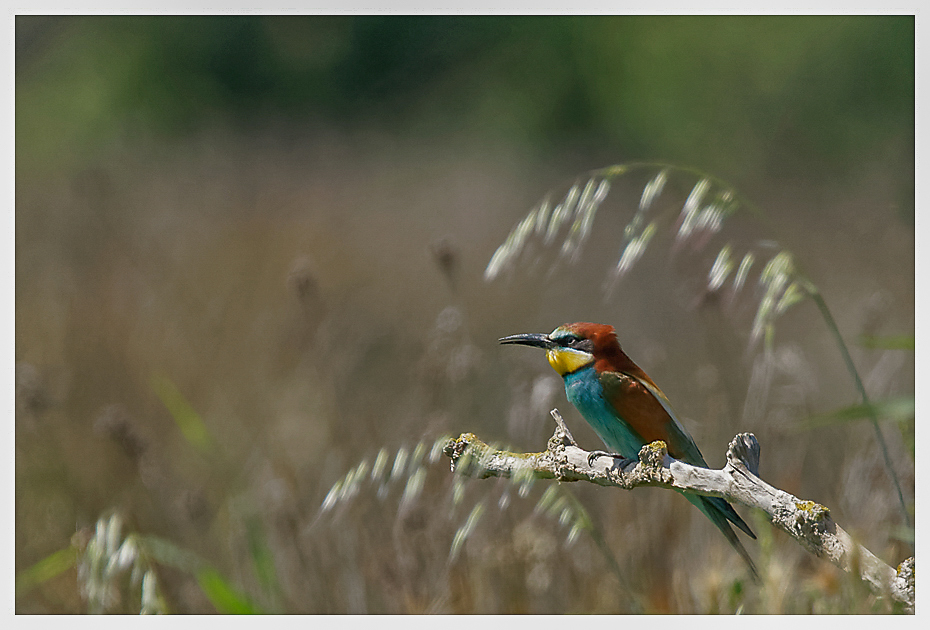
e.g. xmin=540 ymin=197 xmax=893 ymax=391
xmin=809 ymin=290 xmax=912 ymax=534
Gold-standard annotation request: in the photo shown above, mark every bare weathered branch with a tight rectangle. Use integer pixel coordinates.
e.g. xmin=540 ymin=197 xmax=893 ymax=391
xmin=442 ymin=409 xmax=914 ymax=611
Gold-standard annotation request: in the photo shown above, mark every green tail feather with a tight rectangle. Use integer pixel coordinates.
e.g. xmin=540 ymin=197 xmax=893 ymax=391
xmin=706 ymin=495 xmax=756 ymax=540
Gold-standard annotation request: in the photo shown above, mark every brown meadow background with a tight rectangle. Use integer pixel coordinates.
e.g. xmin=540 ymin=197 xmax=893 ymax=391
xmin=15 ymin=15 xmax=913 ymax=613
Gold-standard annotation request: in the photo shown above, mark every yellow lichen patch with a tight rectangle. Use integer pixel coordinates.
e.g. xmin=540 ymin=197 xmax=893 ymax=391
xmin=640 ymin=441 xmax=668 ymax=467
xmin=795 ymin=501 xmax=830 ymax=520
xmin=646 ymin=441 xmax=668 ymax=455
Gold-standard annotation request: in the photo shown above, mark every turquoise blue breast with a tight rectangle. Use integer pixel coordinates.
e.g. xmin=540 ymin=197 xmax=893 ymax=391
xmin=562 ymin=366 xmax=646 ymax=458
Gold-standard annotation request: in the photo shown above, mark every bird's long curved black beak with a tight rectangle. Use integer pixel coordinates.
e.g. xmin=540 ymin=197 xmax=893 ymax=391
xmin=498 ymin=332 xmax=555 ymax=349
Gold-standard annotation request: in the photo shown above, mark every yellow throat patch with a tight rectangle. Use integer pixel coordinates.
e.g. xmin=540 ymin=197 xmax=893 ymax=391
xmin=546 ymin=348 xmax=594 ymax=376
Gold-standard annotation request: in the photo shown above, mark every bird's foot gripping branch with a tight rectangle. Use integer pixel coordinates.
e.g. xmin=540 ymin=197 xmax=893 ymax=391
xmin=442 ymin=409 xmax=915 ymax=612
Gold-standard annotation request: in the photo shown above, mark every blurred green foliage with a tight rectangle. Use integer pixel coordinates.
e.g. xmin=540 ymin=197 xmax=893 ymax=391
xmin=17 ymin=15 xmax=914 ymax=205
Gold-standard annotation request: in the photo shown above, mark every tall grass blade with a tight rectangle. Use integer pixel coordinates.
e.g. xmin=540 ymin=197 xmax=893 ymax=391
xmin=196 ymin=568 xmax=262 ymax=614
xmin=798 ymin=396 xmax=915 ymax=429
xmin=150 ymin=375 xmax=213 ymax=454
xmin=857 ymin=334 xmax=915 ymax=350
xmin=15 ymin=547 xmax=79 ymax=597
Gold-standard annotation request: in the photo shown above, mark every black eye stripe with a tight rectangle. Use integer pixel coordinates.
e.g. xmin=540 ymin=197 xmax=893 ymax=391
xmin=557 ymin=336 xmax=595 ymax=353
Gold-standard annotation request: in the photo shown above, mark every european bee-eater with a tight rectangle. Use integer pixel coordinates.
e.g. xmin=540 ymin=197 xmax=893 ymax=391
xmin=501 ymin=322 xmax=758 ymax=578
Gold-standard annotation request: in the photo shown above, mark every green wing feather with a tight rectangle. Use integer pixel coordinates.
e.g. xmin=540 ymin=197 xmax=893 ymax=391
xmin=597 ymin=370 xmax=705 ymax=464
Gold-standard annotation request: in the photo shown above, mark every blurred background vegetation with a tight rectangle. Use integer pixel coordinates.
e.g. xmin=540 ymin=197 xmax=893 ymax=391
xmin=15 ymin=15 xmax=914 ymax=613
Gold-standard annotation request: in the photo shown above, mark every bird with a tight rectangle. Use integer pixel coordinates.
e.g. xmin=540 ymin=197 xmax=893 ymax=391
xmin=500 ymin=322 xmax=758 ymax=579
